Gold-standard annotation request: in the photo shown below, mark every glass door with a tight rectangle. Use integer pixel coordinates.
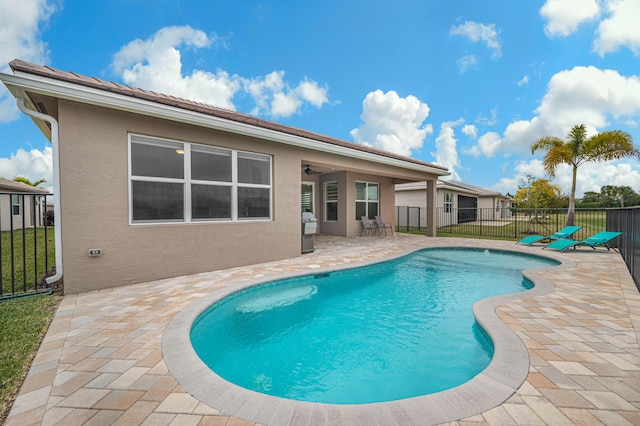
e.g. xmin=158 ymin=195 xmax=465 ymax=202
xmin=301 ymin=182 xmax=315 ymax=217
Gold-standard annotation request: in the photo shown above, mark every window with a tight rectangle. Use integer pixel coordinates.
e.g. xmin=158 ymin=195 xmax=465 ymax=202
xmin=444 ymin=192 xmax=453 ymax=213
xmin=301 ymin=182 xmax=315 ymax=215
xmin=129 ymin=135 xmax=272 ymax=223
xmin=11 ymin=194 xmax=21 ymax=216
xmin=325 ymin=181 xmax=338 ymax=222
xmin=355 ymin=181 xmax=379 ymax=220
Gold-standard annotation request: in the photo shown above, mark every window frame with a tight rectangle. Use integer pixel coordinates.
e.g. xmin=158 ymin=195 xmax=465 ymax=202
xmin=11 ymin=194 xmax=21 ymax=216
xmin=324 ymin=181 xmax=338 ymax=222
xmin=444 ymin=192 xmax=453 ymax=213
xmin=301 ymin=181 xmax=316 ymax=217
xmin=355 ymin=181 xmax=379 ymax=221
xmin=128 ymin=134 xmax=272 ymax=225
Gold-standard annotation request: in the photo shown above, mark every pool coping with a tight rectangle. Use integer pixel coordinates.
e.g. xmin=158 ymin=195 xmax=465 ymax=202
xmin=162 ymin=245 xmax=576 ymax=425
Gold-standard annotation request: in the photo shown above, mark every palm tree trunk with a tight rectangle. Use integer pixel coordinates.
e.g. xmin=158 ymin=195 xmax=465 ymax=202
xmin=566 ymin=166 xmax=577 ymax=226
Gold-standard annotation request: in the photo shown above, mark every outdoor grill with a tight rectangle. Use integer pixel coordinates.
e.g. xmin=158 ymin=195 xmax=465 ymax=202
xmin=301 ymin=212 xmax=317 ymax=253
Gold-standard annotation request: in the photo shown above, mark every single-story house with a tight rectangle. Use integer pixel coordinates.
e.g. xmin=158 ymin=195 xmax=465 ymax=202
xmin=395 ymin=180 xmax=513 ymax=227
xmin=1 ymin=59 xmax=449 ymax=294
xmin=0 ymin=177 xmax=49 ymax=231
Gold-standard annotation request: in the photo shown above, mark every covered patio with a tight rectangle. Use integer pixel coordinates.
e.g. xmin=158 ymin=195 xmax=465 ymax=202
xmin=6 ymin=234 xmax=640 ymax=425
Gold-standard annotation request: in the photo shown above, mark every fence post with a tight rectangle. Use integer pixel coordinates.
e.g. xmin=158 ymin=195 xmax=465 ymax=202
xmin=406 ymin=207 xmax=410 ymax=232
xmin=33 ymin=195 xmax=38 ymax=291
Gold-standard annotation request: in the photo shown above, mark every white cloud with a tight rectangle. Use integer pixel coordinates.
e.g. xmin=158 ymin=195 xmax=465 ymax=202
xmin=593 ymin=0 xmax=640 ymax=56
xmin=517 ymin=75 xmax=530 ymax=86
xmin=494 ymin=158 xmax=640 ymax=197
xmin=0 ymin=146 xmax=53 ymax=193
xmin=350 ymin=90 xmax=433 ymax=157
xmin=450 ymin=21 xmax=502 ymax=58
xmin=461 ymin=124 xmax=478 ymax=140
xmin=466 ymin=131 xmax=502 ymax=157
xmin=298 ymin=79 xmax=329 ymax=108
xmin=539 ymin=0 xmax=600 ymax=37
xmin=457 ymin=55 xmax=477 ymax=73
xmin=477 ymin=107 xmax=498 ymax=126
xmin=112 ymin=25 xmax=328 ymax=117
xmin=431 ymin=119 xmax=464 ymax=181
xmin=471 ymin=66 xmax=640 ymax=157
xmin=493 ymin=159 xmax=546 ymax=194
xmin=0 ymin=0 xmax=55 ymax=122
xmin=112 ymin=26 xmax=239 ymax=110
xmin=245 ymin=72 xmax=328 ymax=117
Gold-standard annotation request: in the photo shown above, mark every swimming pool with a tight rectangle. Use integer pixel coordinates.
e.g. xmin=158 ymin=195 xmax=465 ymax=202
xmin=190 ymin=248 xmax=559 ymax=404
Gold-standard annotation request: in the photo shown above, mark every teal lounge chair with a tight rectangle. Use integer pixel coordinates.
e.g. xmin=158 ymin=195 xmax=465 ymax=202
xmin=543 ymin=231 xmax=622 ymax=252
xmin=517 ymin=225 xmax=582 ymax=246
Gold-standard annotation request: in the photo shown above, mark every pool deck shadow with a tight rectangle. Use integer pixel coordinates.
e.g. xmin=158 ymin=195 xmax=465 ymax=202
xmin=6 ymin=234 xmax=640 ymax=426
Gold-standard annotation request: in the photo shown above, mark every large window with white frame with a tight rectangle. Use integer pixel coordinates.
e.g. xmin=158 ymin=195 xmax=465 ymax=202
xmin=324 ymin=181 xmax=338 ymax=222
xmin=129 ymin=134 xmax=272 ymax=223
xmin=355 ymin=181 xmax=378 ymax=220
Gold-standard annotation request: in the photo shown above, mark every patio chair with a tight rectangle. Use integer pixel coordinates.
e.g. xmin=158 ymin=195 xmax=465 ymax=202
xmin=516 ymin=225 xmax=582 ymax=246
xmin=360 ymin=216 xmax=377 ymax=236
xmin=375 ymin=216 xmax=394 ymax=236
xmin=543 ymin=231 xmax=622 ymax=252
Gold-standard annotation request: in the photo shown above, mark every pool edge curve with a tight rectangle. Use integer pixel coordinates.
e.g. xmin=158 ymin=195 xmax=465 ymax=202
xmin=162 ymin=243 xmax=575 ymax=426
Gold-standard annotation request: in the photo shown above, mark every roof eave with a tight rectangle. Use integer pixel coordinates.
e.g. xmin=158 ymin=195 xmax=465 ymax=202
xmin=0 ymin=70 xmax=450 ymax=177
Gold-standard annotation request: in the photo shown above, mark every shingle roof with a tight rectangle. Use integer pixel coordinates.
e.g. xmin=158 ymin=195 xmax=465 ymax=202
xmin=8 ymin=59 xmax=448 ymax=173
xmin=0 ymin=177 xmax=50 ymax=193
xmin=395 ymin=180 xmax=510 ymax=198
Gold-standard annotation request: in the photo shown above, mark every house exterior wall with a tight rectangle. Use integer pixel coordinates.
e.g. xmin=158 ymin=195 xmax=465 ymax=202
xmin=395 ymin=189 xmax=426 ymax=209
xmin=57 ymin=100 xmax=440 ymax=293
xmin=58 ymin=100 xmax=304 ymax=294
xmin=345 ymin=172 xmax=395 ymax=237
xmin=0 ymin=193 xmax=44 ymax=231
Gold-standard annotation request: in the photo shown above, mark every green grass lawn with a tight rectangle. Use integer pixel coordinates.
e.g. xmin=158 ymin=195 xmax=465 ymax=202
xmin=0 ymin=293 xmax=60 ymax=423
xmin=1 ymin=227 xmax=55 ymax=296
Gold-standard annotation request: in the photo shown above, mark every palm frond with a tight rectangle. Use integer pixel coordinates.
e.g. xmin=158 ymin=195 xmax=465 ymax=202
xmin=583 ymin=130 xmax=638 ymax=163
xmin=531 ymin=137 xmax=564 ymax=155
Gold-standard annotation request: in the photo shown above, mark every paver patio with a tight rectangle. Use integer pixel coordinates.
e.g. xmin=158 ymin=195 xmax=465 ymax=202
xmin=6 ymin=234 xmax=640 ymax=425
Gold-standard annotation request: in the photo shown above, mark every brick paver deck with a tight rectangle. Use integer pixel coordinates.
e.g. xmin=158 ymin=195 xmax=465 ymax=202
xmin=6 ymin=234 xmax=640 ymax=425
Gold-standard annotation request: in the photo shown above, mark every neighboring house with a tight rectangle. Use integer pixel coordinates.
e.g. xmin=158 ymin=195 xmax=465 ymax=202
xmin=1 ymin=60 xmax=449 ymax=294
xmin=0 ymin=177 xmax=49 ymax=231
xmin=395 ymin=180 xmax=513 ymax=227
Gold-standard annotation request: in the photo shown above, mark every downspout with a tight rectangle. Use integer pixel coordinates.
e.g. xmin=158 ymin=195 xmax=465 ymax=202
xmin=16 ymin=98 xmax=63 ymax=284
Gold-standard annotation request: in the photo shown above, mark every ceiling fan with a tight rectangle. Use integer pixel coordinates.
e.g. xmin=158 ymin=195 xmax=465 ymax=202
xmin=303 ymin=164 xmax=314 ymax=175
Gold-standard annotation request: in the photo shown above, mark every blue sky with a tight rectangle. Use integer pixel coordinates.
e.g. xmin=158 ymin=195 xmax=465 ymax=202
xmin=1 ymin=0 xmax=640 ymax=197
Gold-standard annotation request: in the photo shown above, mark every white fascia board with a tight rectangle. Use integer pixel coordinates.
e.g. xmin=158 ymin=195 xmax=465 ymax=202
xmin=1 ymin=71 xmax=450 ymax=177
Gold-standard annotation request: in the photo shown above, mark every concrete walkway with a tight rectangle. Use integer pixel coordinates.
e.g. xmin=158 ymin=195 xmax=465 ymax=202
xmin=6 ymin=234 xmax=640 ymax=425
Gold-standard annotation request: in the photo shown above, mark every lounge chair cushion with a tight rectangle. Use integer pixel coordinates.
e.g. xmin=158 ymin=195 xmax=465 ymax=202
xmin=517 ymin=235 xmax=548 ymax=246
xmin=543 ymin=239 xmax=581 ymax=252
xmin=544 ymin=231 xmax=622 ymax=252
xmin=550 ymin=226 xmax=582 ymax=239
xmin=517 ymin=225 xmax=583 ymax=245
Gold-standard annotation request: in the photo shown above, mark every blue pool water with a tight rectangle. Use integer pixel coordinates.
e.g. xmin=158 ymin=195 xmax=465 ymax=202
xmin=190 ymin=248 xmax=558 ymax=404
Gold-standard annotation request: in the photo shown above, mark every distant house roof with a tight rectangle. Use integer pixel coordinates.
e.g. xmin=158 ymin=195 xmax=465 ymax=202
xmin=396 ymin=180 xmax=510 ymax=199
xmin=4 ymin=59 xmax=450 ymax=177
xmin=0 ymin=178 xmax=49 ymax=194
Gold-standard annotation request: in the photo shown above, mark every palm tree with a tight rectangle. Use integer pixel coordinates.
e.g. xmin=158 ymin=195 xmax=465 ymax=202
xmin=531 ymin=124 xmax=639 ymax=226
xmin=13 ymin=176 xmax=46 ymax=187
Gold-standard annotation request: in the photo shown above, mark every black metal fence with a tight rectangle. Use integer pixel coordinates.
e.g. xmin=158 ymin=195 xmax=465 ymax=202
xmin=606 ymin=207 xmax=639 ymax=289
xmin=397 ymin=205 xmax=640 ymax=289
xmin=0 ymin=192 xmax=54 ymax=298
xmin=396 ymin=206 xmax=607 ymax=242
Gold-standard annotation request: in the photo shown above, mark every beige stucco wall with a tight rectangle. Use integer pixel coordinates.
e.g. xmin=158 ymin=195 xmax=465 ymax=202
xmin=58 ymin=100 xmax=304 ymax=294
xmin=56 ymin=99 xmax=441 ymax=293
